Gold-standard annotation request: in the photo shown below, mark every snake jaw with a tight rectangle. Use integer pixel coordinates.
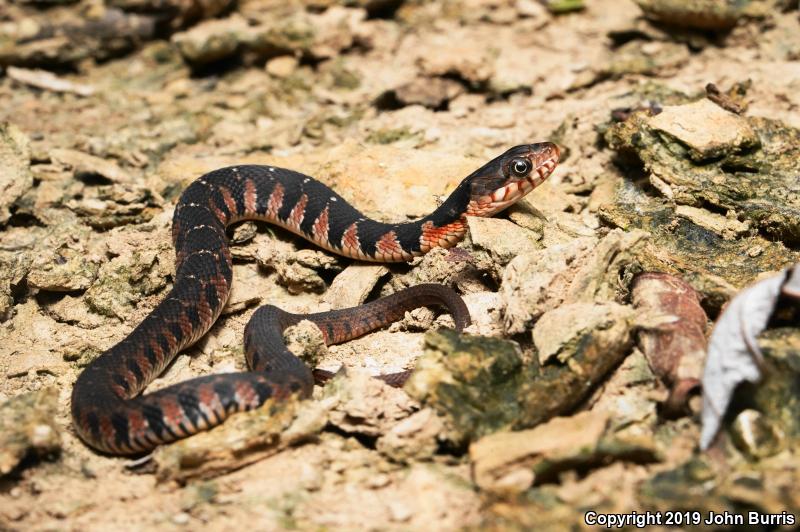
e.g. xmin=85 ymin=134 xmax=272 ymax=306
xmin=468 ymin=143 xmax=560 ymax=216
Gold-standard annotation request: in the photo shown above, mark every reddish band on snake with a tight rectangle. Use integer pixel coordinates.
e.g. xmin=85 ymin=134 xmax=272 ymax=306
xmin=70 ymin=143 xmax=560 ymax=455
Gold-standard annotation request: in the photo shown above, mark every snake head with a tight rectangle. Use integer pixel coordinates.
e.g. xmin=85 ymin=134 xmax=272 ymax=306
xmin=465 ymin=142 xmax=560 ymax=217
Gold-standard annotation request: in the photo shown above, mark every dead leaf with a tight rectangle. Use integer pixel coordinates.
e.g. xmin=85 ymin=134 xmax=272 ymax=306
xmin=632 ymin=273 xmax=707 ymax=414
xmin=783 ymin=265 xmax=800 ymax=298
xmin=700 ymin=267 xmax=796 ymax=450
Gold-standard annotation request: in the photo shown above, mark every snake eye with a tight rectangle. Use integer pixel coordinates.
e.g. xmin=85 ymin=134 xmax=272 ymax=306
xmin=510 ymin=157 xmax=531 ymax=177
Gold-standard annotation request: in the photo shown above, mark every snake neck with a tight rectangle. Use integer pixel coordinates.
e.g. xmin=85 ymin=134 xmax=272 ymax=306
xmin=409 ymin=178 xmax=472 ymax=255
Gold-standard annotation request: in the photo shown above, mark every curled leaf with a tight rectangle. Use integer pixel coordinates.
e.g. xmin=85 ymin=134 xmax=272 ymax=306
xmin=783 ymin=265 xmax=800 ymax=298
xmin=632 ymin=273 xmax=707 ymax=414
xmin=700 ymin=268 xmax=794 ymax=450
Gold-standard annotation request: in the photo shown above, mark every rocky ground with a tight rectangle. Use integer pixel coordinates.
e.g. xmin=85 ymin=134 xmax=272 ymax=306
xmin=1 ymin=0 xmax=800 ymax=530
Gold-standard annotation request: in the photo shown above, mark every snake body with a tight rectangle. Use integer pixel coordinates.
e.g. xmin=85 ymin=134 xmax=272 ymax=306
xmin=71 ymin=143 xmax=560 ymax=454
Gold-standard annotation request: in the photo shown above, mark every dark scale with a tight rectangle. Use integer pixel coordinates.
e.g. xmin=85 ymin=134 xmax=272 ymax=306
xmin=157 ymin=335 xmax=172 ymax=359
xmin=175 ymin=225 xmax=228 ymax=264
xmin=298 ymin=179 xmax=336 ymax=236
xmin=176 ymin=249 xmax=232 ymax=285
xmin=112 ymin=373 xmax=131 ymax=395
xmin=125 ymin=357 xmax=145 ymax=386
xmin=142 ymin=342 xmax=160 ymax=368
xmin=226 ymin=174 xmax=249 ymax=216
xmin=206 ymin=168 xmax=250 ymax=215
xmin=177 ymin=390 xmax=207 ymax=429
xmin=203 ymin=278 xmax=223 ymax=314
xmin=175 ymin=180 xmax=212 ymax=210
xmin=325 ymin=195 xmax=364 ymax=249
xmin=209 ymin=188 xmax=234 ymax=223
xmin=353 ymin=219 xmax=395 ymax=257
xmin=173 ymin=207 xmax=223 ymax=247
xmin=157 ymin=297 xmax=188 ymax=324
xmin=85 ymin=411 xmax=101 ymax=441
xmin=252 ymin=172 xmax=279 ymax=214
xmin=339 ymin=319 xmax=352 ymax=339
xmin=110 ymin=412 xmax=131 ymax=449
xmin=427 ymin=179 xmax=472 ymax=227
xmin=141 ymin=401 xmax=173 ymax=440
xmin=323 ymin=321 xmax=335 ymax=340
xmin=393 ymin=222 xmax=426 ymax=253
xmin=212 ymin=381 xmax=237 ymax=413
xmin=167 ymin=320 xmax=186 ymax=348
xmin=175 ymin=278 xmax=203 ymax=325
xmin=251 ymin=379 xmax=273 ymax=404
xmin=275 ymin=172 xmax=307 ymax=223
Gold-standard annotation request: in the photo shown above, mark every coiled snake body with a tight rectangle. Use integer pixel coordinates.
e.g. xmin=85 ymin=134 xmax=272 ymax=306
xmin=71 ymin=143 xmax=560 ymax=454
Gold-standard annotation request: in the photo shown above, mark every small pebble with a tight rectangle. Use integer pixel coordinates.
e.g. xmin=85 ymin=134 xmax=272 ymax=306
xmin=367 ymin=473 xmax=391 ymax=489
xmin=300 ymin=462 xmax=323 ymax=491
xmin=266 ymin=56 xmax=299 ymax=78
xmin=747 ymin=245 xmax=763 ymax=257
xmin=172 ymin=512 xmax=190 ymax=525
xmin=31 ymin=424 xmax=53 ymax=446
xmin=388 ymin=501 xmax=413 ymax=522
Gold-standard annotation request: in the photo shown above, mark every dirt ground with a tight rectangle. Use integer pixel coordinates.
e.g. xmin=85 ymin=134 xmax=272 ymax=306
xmin=1 ymin=0 xmax=800 ymax=530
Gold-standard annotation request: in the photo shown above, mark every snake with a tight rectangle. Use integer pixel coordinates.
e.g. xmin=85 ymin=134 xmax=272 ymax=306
xmin=70 ymin=142 xmax=560 ymax=455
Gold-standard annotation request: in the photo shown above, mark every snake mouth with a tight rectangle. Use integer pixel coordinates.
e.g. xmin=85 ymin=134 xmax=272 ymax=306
xmin=488 ymin=144 xmax=560 ymax=206
xmin=465 ymin=142 xmax=561 ymax=217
